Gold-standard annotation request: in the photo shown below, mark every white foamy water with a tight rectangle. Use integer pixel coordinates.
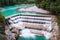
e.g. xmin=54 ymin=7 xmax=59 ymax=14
xmin=20 ymin=29 xmax=36 ymax=38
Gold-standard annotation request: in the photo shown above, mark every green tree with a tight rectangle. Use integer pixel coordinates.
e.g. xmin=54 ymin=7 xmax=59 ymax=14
xmin=0 ymin=12 xmax=5 ymax=34
xmin=36 ymin=0 xmax=60 ymax=26
xmin=0 ymin=12 xmax=5 ymax=40
xmin=0 ymin=12 xmax=5 ymax=25
xmin=36 ymin=0 xmax=60 ymax=15
xmin=0 ymin=0 xmax=36 ymax=7
xmin=0 ymin=34 xmax=2 ymax=40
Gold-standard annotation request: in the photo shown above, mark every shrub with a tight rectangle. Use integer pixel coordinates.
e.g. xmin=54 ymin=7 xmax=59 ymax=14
xmin=36 ymin=0 xmax=60 ymax=26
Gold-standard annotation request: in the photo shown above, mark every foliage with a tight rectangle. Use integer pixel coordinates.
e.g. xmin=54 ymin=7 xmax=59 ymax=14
xmin=57 ymin=16 xmax=60 ymax=26
xmin=0 ymin=12 xmax=5 ymax=40
xmin=0 ymin=0 xmax=36 ymax=7
xmin=36 ymin=0 xmax=60 ymax=15
xmin=35 ymin=0 xmax=60 ymax=26
xmin=0 ymin=12 xmax=5 ymax=34
xmin=0 ymin=34 xmax=2 ymax=40
xmin=0 ymin=12 xmax=5 ymax=25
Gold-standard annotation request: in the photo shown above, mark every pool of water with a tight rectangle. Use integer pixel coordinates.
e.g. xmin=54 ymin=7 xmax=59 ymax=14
xmin=18 ymin=35 xmax=47 ymax=40
xmin=1 ymin=4 xmax=35 ymax=17
xmin=1 ymin=4 xmax=48 ymax=40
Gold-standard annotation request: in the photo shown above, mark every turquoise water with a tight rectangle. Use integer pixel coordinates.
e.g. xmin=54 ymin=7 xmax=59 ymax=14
xmin=18 ymin=35 xmax=47 ymax=40
xmin=1 ymin=4 xmax=35 ymax=17
xmin=1 ymin=4 xmax=48 ymax=40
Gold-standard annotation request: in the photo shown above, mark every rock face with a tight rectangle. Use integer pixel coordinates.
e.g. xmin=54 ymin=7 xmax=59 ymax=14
xmin=50 ymin=23 xmax=58 ymax=40
xmin=57 ymin=29 xmax=60 ymax=40
xmin=18 ymin=5 xmax=50 ymax=13
xmin=5 ymin=26 xmax=20 ymax=40
xmin=4 ymin=5 xmax=58 ymax=40
xmin=5 ymin=13 xmax=58 ymax=40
